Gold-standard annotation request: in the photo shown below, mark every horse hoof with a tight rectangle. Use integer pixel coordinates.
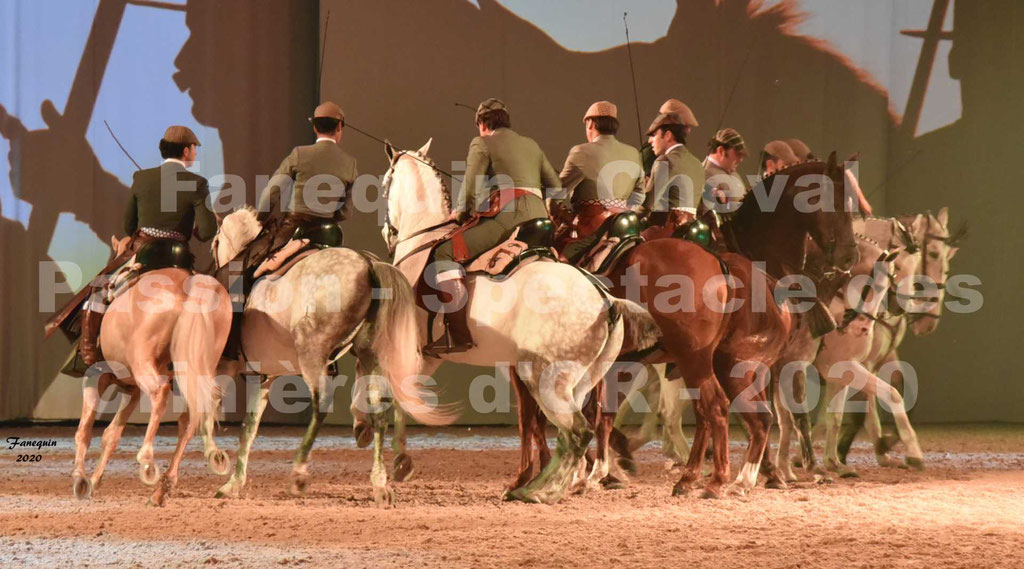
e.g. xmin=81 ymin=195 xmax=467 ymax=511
xmin=72 ymin=476 xmax=92 ymax=500
xmin=616 ymin=457 xmax=637 ymax=475
xmin=503 ymin=487 xmax=539 ymax=503
xmin=878 ymin=434 xmax=899 ymax=455
xmin=207 ymin=450 xmax=231 ymax=476
xmin=905 ymin=457 xmax=926 ymax=471
xmin=671 ymin=483 xmax=690 ymax=497
xmin=353 ymin=422 xmax=373 ymax=448
xmin=373 ymin=486 xmax=395 ymax=507
xmin=791 ymin=458 xmax=804 ymax=469
xmin=876 ymin=454 xmax=902 ymax=468
xmin=839 ymin=469 xmax=860 ymax=479
xmin=214 ymin=484 xmax=239 ymax=499
xmin=290 ymin=474 xmax=309 ymax=496
xmin=764 ymin=478 xmax=788 ymax=490
xmin=699 ymin=487 xmax=722 ymax=500
xmin=393 ymin=453 xmax=415 ymax=483
xmin=139 ymin=462 xmax=160 ymax=486
xmin=600 ymin=475 xmax=626 ymax=490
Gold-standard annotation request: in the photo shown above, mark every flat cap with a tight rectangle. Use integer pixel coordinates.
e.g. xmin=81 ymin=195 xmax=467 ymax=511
xmin=711 ymin=128 xmax=747 ymax=155
xmin=312 ymin=101 xmax=345 ymax=122
xmin=783 ymin=138 xmax=813 ymax=160
xmin=764 ymin=140 xmax=799 ymax=165
xmin=645 ymin=112 xmax=686 ymax=136
xmin=476 ymin=98 xmax=508 ymax=122
xmin=163 ymin=125 xmax=200 ymax=146
xmin=583 ymin=101 xmax=617 ymax=121
xmin=658 ymin=98 xmax=699 ymax=127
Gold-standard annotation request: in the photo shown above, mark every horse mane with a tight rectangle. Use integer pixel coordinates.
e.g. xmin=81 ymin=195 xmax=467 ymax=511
xmin=406 ymin=150 xmax=453 ymax=213
xmin=731 ymin=158 xmax=827 ymax=231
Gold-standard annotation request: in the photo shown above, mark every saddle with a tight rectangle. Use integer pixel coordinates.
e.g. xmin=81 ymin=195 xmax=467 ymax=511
xmin=253 ymin=220 xmax=342 ymax=278
xmin=461 ymin=218 xmax=558 ymax=279
xmin=575 ymin=212 xmax=644 ymax=276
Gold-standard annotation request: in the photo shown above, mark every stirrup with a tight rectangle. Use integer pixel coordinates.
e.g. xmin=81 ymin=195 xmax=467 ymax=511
xmin=422 ymin=322 xmax=474 ymax=357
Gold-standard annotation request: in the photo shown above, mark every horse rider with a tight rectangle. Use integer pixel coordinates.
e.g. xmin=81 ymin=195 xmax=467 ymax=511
xmin=702 ymin=127 xmax=749 ymax=212
xmin=554 ymin=101 xmax=644 ymax=264
xmin=640 ymin=110 xmax=706 ymax=233
xmin=76 ymin=125 xmax=216 ymax=369
xmin=426 ymin=98 xmax=561 ymax=356
xmin=760 ymin=139 xmax=801 ymax=177
xmin=220 ymin=101 xmax=357 ymax=359
xmin=641 ymin=98 xmax=699 ymax=176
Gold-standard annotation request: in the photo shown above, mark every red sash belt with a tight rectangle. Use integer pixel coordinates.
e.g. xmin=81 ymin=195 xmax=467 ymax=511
xmin=451 ymin=188 xmax=536 ymax=262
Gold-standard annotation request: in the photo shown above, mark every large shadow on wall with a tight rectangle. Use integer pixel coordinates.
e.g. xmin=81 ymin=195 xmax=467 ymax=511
xmin=885 ymin=1 xmax=1024 ymax=421
xmin=323 ymin=0 xmax=896 ymax=256
xmin=0 ymin=0 xmax=316 ymax=420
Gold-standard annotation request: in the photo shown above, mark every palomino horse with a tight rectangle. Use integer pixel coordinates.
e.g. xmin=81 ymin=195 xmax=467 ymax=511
xmin=72 ymin=235 xmax=232 ymax=506
xmin=831 ymin=209 xmax=962 ymax=467
xmin=211 ymin=207 xmax=454 ymax=505
xmin=380 ymin=140 xmax=659 ymax=504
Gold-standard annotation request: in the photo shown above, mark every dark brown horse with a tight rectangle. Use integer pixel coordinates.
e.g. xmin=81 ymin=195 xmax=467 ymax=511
xmin=514 ymin=154 xmax=858 ymax=498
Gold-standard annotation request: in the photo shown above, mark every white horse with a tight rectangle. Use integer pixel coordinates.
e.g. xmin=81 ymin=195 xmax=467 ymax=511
xmin=830 ymin=208 xmax=961 ymax=467
xmin=211 ymin=206 xmax=453 ymax=505
xmin=378 ymin=140 xmax=659 ymax=504
xmin=773 ymin=235 xmax=927 ymax=481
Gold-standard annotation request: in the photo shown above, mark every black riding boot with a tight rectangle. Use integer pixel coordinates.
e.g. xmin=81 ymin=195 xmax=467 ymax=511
xmin=423 ymin=276 xmax=474 ymax=357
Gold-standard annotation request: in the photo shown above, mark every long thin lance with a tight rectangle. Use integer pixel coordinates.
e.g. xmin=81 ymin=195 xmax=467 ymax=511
xmin=623 ymin=12 xmax=644 ymax=145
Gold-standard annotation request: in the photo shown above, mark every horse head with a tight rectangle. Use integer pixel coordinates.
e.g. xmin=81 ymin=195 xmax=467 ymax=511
xmin=905 ymin=206 xmax=963 ymax=335
xmin=212 ymin=205 xmax=262 ymax=269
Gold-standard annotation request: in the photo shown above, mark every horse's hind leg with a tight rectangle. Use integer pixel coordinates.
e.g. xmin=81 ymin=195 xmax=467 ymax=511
xmin=90 ymin=385 xmax=141 ymax=492
xmin=137 ymin=379 xmax=171 ymax=488
xmin=72 ymin=373 xmax=112 ymax=500
xmin=507 ymin=367 xmax=540 ymax=493
xmin=290 ymin=356 xmax=330 ymax=496
xmin=391 ymin=406 xmax=414 ymax=482
xmin=822 ymin=382 xmax=859 ymax=478
xmin=199 ymin=387 xmax=230 ymax=476
xmin=506 ymin=362 xmax=593 ymax=505
xmin=149 ymin=403 xmax=201 ymax=507
xmin=216 ymin=378 xmax=271 ymax=498
xmin=362 ymin=371 xmax=395 ymax=507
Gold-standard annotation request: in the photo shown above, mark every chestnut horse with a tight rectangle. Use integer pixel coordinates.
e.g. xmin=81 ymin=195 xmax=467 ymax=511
xmin=531 ymin=155 xmax=859 ymax=497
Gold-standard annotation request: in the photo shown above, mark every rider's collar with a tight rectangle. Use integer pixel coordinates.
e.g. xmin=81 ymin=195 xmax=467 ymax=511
xmin=316 ymin=137 xmax=337 ymax=144
xmin=162 ymin=158 xmax=188 ymax=168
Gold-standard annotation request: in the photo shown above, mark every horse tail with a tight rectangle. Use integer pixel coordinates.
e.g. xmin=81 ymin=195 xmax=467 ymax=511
xmin=366 ymin=260 xmax=458 ymax=426
xmin=609 ymin=298 xmax=661 ymax=354
xmin=170 ymin=275 xmax=231 ymax=433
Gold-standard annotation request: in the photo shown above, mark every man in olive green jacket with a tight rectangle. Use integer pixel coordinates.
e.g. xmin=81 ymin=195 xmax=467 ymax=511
xmin=255 ymin=101 xmax=357 ymax=256
xmin=556 ymin=101 xmax=644 ymax=263
xmin=427 ymin=98 xmax=560 ymax=356
xmin=642 ymin=111 xmax=706 ymax=231
xmin=78 ymin=125 xmax=214 ymax=367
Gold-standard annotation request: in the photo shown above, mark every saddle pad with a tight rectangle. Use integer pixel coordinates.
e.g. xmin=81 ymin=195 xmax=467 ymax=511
xmin=254 ymin=238 xmax=312 ymax=278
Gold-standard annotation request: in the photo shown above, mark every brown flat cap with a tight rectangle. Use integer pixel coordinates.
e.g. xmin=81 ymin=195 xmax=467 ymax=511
xmin=163 ymin=125 xmax=200 ymax=146
xmin=712 ymin=128 xmax=747 ymax=155
xmin=658 ymin=98 xmax=699 ymax=127
xmin=783 ymin=138 xmax=813 ymax=160
xmin=476 ymin=98 xmax=508 ymax=122
xmin=645 ymin=112 xmax=686 ymax=136
xmin=583 ymin=101 xmax=617 ymax=121
xmin=312 ymin=101 xmax=345 ymax=122
xmin=764 ymin=140 xmax=800 ymax=165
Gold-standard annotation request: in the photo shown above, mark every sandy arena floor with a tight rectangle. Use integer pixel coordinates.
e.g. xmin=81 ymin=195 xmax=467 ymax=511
xmin=0 ymin=423 xmax=1021 ymax=568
